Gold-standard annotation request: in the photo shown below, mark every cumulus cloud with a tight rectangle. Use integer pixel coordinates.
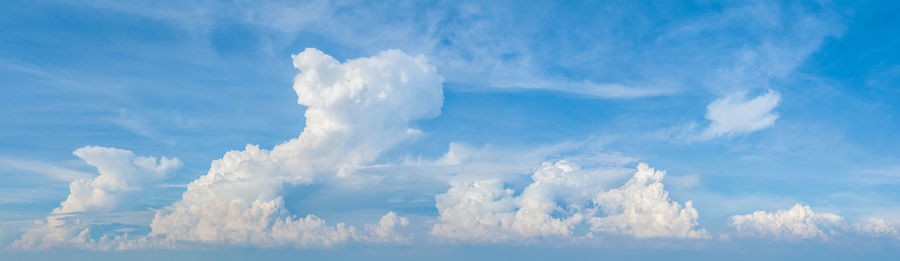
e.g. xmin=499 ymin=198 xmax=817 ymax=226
xmin=730 ymin=204 xmax=843 ymax=240
xmin=591 ymin=164 xmax=710 ymax=239
xmin=730 ymin=204 xmax=900 ymax=240
xmin=147 ymin=48 xmax=439 ymax=247
xmin=853 ymin=217 xmax=899 ymax=238
xmin=10 ymin=146 xmax=181 ymax=250
xmin=699 ymin=90 xmax=781 ymax=140
xmin=431 ymin=179 xmax=519 ymax=242
xmin=431 ymin=161 xmax=708 ymax=242
xmin=431 ymin=161 xmax=610 ymax=242
xmin=363 ymin=212 xmax=411 ymax=244
xmin=60 ymin=147 xmax=182 ymax=214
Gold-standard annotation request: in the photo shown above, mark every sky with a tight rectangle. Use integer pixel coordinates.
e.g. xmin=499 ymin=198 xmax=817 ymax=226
xmin=1 ymin=0 xmax=899 ymax=260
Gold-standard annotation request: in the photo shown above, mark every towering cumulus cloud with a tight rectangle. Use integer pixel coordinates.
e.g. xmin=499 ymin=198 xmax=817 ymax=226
xmin=11 ymin=146 xmax=182 ymax=250
xmin=148 ymin=48 xmax=442 ymax=247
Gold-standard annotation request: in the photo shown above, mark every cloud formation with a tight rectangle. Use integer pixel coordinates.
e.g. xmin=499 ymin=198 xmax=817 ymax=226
xmin=699 ymin=90 xmax=781 ymax=140
xmin=73 ymin=1 xmax=843 ymax=99
xmin=730 ymin=204 xmax=842 ymax=240
xmin=431 ymin=161 xmax=595 ymax=242
xmin=431 ymin=162 xmax=708 ymax=242
xmin=147 ymin=48 xmax=440 ymax=247
xmin=10 ymin=146 xmax=182 ymax=250
xmin=591 ymin=164 xmax=709 ymax=239
xmin=853 ymin=217 xmax=899 ymax=238
xmin=730 ymin=204 xmax=900 ymax=240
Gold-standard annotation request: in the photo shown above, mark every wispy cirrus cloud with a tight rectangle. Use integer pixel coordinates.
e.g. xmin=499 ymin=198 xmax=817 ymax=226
xmin=0 ymin=158 xmax=94 ymax=182
xmin=51 ymin=1 xmax=841 ymax=99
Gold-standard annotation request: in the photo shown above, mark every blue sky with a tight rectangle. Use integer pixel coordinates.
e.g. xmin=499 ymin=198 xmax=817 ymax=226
xmin=1 ymin=0 xmax=899 ymax=259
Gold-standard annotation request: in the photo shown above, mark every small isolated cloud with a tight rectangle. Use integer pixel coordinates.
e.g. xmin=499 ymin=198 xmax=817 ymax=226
xmin=10 ymin=146 xmax=181 ymax=250
xmin=730 ymin=204 xmax=900 ymax=241
xmin=699 ymin=90 xmax=781 ymax=140
xmin=430 ymin=161 xmax=708 ymax=243
xmin=657 ymin=89 xmax=781 ymax=143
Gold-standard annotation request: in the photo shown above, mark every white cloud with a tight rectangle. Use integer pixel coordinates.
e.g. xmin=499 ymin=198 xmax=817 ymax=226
xmin=728 ymin=204 xmax=900 ymax=240
xmin=591 ymin=163 xmax=710 ymax=239
xmin=10 ymin=146 xmax=182 ymax=250
xmin=431 ymin=161 xmax=708 ymax=243
xmin=730 ymin=204 xmax=843 ymax=240
xmin=147 ymin=48 xmax=437 ymax=247
xmin=430 ymin=179 xmax=519 ymax=242
xmin=699 ymin=90 xmax=781 ymax=140
xmin=10 ymin=217 xmax=92 ymax=251
xmin=431 ymin=161 xmax=605 ymax=242
xmin=59 ymin=146 xmax=182 ymax=214
xmin=363 ymin=211 xmax=411 ymax=244
xmin=853 ymin=217 xmax=898 ymax=238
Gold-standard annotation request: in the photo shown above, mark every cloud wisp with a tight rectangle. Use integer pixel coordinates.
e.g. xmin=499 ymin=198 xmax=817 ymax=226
xmin=64 ymin=1 xmax=841 ymax=99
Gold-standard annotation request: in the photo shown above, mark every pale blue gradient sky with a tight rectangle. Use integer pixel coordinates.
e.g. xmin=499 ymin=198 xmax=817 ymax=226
xmin=2 ymin=0 xmax=899 ymax=259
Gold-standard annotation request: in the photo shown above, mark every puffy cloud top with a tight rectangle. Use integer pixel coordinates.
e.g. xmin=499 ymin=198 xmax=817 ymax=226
xmin=431 ymin=161 xmax=593 ymax=242
xmin=730 ymin=204 xmax=844 ymax=240
xmin=730 ymin=204 xmax=900 ymax=241
xmin=293 ymin=48 xmax=443 ymax=122
xmin=431 ymin=161 xmax=709 ymax=242
xmin=853 ymin=218 xmax=899 ymax=238
xmin=60 ymin=146 xmax=182 ymax=214
xmin=148 ymin=48 xmax=438 ymax=247
xmin=591 ymin=163 xmax=709 ymax=239
xmin=11 ymin=146 xmax=181 ymax=250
